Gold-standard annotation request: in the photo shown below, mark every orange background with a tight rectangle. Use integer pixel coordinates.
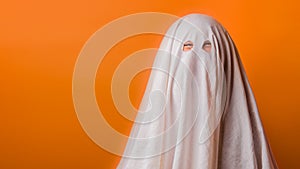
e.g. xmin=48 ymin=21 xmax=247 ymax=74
xmin=1 ymin=0 xmax=300 ymax=169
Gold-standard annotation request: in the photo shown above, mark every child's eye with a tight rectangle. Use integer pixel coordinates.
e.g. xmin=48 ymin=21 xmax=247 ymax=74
xmin=202 ymin=40 xmax=212 ymax=52
xmin=183 ymin=41 xmax=193 ymax=51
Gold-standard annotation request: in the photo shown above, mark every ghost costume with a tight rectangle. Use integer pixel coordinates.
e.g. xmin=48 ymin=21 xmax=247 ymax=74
xmin=116 ymin=14 xmax=278 ymax=169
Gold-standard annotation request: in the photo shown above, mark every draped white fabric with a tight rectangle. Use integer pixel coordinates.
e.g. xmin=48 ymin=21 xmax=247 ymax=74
xmin=116 ymin=14 xmax=278 ymax=169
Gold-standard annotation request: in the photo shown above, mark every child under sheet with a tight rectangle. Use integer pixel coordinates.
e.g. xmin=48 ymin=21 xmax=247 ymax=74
xmin=117 ymin=14 xmax=278 ymax=169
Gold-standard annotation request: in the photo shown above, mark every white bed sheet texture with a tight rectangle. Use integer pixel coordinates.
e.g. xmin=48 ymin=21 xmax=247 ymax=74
xmin=116 ymin=14 xmax=278 ymax=169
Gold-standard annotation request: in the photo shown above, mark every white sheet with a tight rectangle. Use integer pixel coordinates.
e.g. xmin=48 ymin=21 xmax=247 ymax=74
xmin=116 ymin=14 xmax=278 ymax=169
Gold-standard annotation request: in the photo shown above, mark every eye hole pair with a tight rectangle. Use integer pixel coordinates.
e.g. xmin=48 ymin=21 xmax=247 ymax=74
xmin=182 ymin=40 xmax=212 ymax=52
